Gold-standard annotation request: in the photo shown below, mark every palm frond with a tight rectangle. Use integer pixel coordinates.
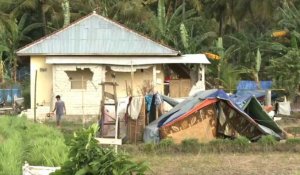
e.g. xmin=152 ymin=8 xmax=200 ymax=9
xmin=180 ymin=23 xmax=189 ymax=49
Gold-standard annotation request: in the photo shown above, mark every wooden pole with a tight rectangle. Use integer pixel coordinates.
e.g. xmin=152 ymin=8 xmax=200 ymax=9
xmin=130 ymin=61 xmax=138 ymax=144
xmin=34 ymin=70 xmax=37 ymax=123
xmin=81 ymin=76 xmax=84 ymax=127
xmin=153 ymin=65 xmax=156 ymax=92
xmin=114 ymin=85 xmax=118 ymax=153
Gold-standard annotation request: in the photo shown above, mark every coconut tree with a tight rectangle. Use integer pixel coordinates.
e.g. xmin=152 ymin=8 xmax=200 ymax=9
xmin=0 ymin=13 xmax=43 ymax=82
xmin=3 ymin=0 xmax=63 ymax=34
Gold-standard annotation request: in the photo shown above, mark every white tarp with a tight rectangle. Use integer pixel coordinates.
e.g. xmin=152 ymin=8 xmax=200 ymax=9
xmin=278 ymin=101 xmax=291 ymax=116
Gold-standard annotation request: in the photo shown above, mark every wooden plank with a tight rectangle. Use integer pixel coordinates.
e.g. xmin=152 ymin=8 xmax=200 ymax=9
xmin=0 ymin=107 xmax=13 ymax=111
xmin=99 ymin=82 xmax=119 ymax=86
xmin=180 ymin=79 xmax=192 ymax=97
xmin=95 ymin=138 xmax=122 ymax=145
xmin=169 ymin=80 xmax=180 ymax=97
xmin=104 ymin=92 xmax=115 ymax=100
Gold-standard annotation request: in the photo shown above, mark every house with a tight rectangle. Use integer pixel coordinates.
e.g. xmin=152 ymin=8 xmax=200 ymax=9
xmin=17 ymin=11 xmax=210 ymax=120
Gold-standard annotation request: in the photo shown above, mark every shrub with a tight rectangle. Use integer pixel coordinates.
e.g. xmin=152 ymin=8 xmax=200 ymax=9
xmin=51 ymin=124 xmax=149 ymax=175
xmin=257 ymin=135 xmax=277 ymax=146
xmin=158 ymin=138 xmax=174 ymax=147
xmin=181 ymin=138 xmax=201 ymax=153
xmin=232 ymin=136 xmax=250 ymax=153
xmin=257 ymin=135 xmax=277 ymax=151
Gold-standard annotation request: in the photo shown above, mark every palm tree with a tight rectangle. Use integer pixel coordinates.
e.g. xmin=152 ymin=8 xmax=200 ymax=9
xmin=3 ymin=0 xmax=63 ymax=34
xmin=0 ymin=13 xmax=43 ymax=82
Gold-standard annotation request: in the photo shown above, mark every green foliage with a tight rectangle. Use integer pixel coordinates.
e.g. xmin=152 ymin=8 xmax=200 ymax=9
xmin=180 ymin=23 xmax=189 ymax=49
xmin=52 ymin=124 xmax=149 ymax=175
xmin=0 ymin=116 xmax=68 ymax=175
xmin=141 ymin=143 xmax=156 ymax=153
xmin=181 ymin=138 xmax=201 ymax=153
xmin=286 ymin=138 xmax=300 ymax=144
xmin=158 ymin=138 xmax=175 ymax=148
xmin=258 ymin=135 xmax=277 ymax=146
xmin=157 ymin=138 xmax=175 ymax=152
xmin=1 ymin=0 xmax=300 ymax=95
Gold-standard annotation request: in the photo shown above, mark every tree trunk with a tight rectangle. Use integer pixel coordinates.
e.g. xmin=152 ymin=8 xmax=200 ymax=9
xmin=40 ymin=1 xmax=47 ymax=35
xmin=62 ymin=0 xmax=70 ymax=27
xmin=12 ymin=56 xmax=17 ymax=82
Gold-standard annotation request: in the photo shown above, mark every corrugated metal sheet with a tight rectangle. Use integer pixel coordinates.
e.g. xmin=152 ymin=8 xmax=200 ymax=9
xmin=45 ymin=54 xmax=210 ymax=65
xmin=17 ymin=13 xmax=179 ymax=56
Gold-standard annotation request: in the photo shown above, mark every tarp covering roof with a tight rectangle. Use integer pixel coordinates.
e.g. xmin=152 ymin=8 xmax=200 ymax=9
xmin=144 ymin=89 xmax=285 ymax=143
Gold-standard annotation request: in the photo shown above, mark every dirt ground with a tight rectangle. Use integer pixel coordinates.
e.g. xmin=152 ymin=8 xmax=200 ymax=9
xmin=134 ymin=153 xmax=300 ymax=175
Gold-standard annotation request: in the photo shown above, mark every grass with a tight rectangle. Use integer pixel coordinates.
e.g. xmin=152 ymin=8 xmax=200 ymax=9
xmin=0 ymin=116 xmax=68 ymax=175
xmin=132 ymin=153 xmax=300 ymax=175
xmin=1 ymin=117 xmax=297 ymax=175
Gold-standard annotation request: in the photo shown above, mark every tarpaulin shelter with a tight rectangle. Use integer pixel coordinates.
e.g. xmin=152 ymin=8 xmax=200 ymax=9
xmin=144 ymin=89 xmax=285 ymax=143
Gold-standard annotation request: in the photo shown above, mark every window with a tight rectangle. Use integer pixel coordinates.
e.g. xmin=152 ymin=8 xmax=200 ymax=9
xmin=65 ymin=68 xmax=93 ymax=89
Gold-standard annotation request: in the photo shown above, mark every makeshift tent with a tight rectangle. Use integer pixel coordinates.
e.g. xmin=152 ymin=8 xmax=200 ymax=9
xmin=144 ymin=89 xmax=285 ymax=143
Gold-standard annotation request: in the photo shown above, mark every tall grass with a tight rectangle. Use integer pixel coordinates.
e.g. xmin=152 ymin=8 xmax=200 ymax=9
xmin=0 ymin=130 xmax=23 ymax=175
xmin=137 ymin=136 xmax=300 ymax=154
xmin=0 ymin=116 xmax=68 ymax=175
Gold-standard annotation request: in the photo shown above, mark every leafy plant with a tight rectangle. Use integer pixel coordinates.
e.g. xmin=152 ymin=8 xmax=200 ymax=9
xmin=52 ymin=124 xmax=149 ymax=175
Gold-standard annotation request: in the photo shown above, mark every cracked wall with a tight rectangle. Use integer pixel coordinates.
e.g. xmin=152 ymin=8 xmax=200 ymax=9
xmin=53 ymin=65 xmax=104 ymax=116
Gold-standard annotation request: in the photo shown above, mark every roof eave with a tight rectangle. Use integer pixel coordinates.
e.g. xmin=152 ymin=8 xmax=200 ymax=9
xmin=16 ymin=53 xmax=180 ymax=57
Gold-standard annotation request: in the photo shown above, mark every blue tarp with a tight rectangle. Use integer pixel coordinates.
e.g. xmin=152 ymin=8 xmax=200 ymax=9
xmin=237 ymin=80 xmax=272 ymax=91
xmin=0 ymin=89 xmax=22 ymax=103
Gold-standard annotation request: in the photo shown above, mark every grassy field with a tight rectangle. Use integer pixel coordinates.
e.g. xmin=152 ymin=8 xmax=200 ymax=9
xmin=2 ymin=115 xmax=300 ymax=175
xmin=132 ymin=153 xmax=300 ymax=175
xmin=0 ymin=117 xmax=68 ymax=175
xmin=45 ymin=116 xmax=300 ymax=175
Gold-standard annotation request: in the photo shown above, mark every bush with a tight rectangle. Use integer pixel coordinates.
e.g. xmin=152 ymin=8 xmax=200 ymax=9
xmin=181 ymin=138 xmax=201 ymax=153
xmin=257 ymin=135 xmax=277 ymax=146
xmin=157 ymin=138 xmax=175 ymax=149
xmin=52 ymin=124 xmax=149 ymax=175
xmin=257 ymin=135 xmax=278 ymax=151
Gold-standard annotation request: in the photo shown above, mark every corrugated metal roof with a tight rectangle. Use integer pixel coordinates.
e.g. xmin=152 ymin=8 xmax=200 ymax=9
xmin=17 ymin=12 xmax=179 ymax=56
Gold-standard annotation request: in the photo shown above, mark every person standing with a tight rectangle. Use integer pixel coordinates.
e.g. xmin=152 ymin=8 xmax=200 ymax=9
xmin=52 ymin=95 xmax=66 ymax=127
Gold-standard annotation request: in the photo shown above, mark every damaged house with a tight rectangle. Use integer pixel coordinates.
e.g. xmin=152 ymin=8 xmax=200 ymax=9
xmin=16 ymin=12 xmax=210 ymax=121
